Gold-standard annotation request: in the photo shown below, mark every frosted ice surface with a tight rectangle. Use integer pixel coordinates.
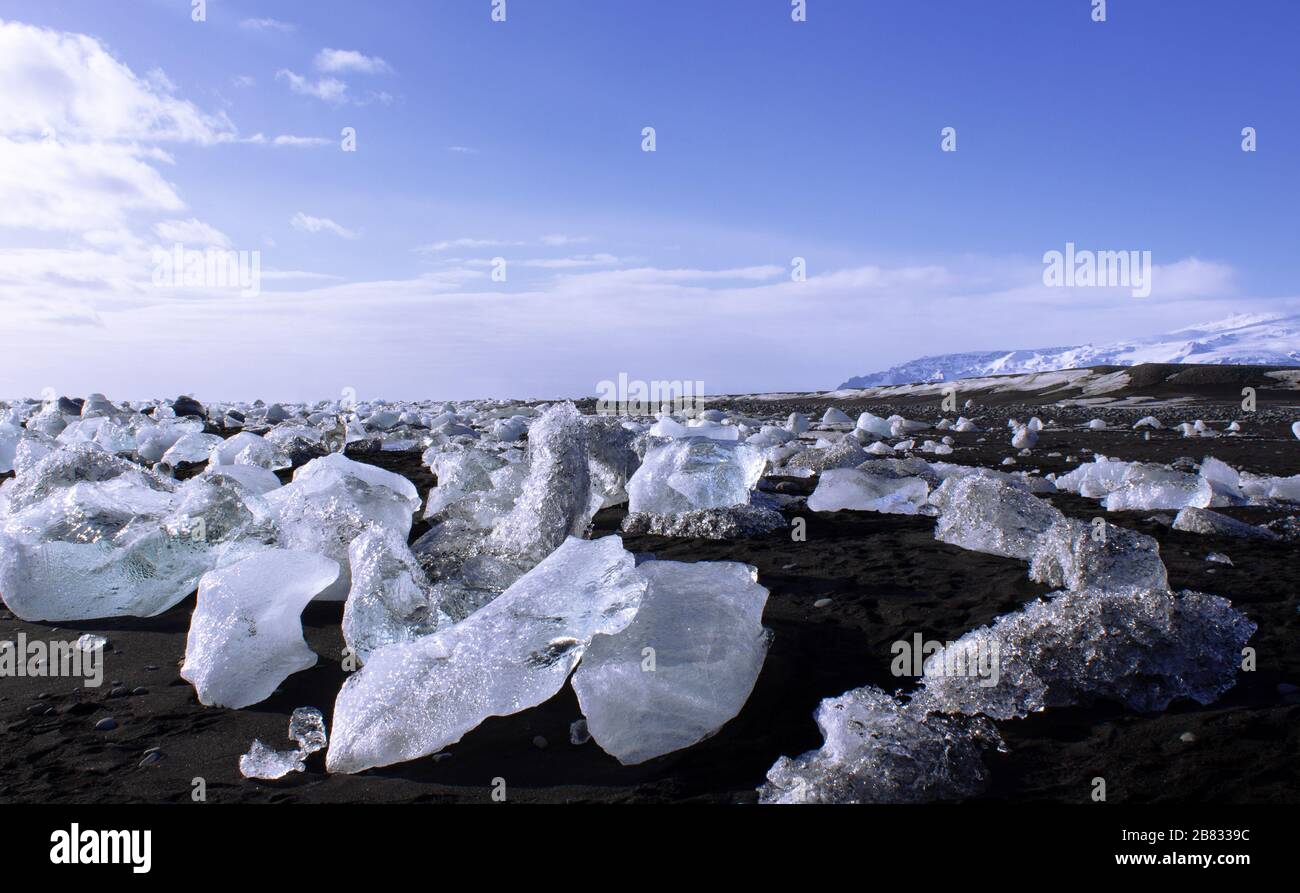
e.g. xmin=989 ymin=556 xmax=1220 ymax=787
xmin=572 ymin=560 xmax=771 ymax=764
xmin=931 ymin=472 xmax=1063 ymax=560
xmin=626 ymin=438 xmax=765 ymax=516
xmin=0 ymin=423 xmax=21 ymax=474
xmin=265 ymin=453 xmax=420 ymax=601
xmin=2 ymin=443 xmax=170 ymax=513
xmin=1172 ymin=507 xmax=1278 ymax=540
xmin=585 ymin=417 xmax=640 ymax=509
xmin=821 ymin=408 xmax=852 ymax=426
xmin=1057 ymin=457 xmax=1213 ymax=511
xmin=423 ymin=447 xmax=499 ymax=517
xmin=784 ymin=438 xmax=867 ymax=473
xmin=207 ymin=431 xmax=291 ymax=471
xmin=758 ymin=686 xmax=1000 ymax=804
xmin=916 ymin=586 xmax=1255 ymax=720
xmin=488 ymin=403 xmax=600 ymax=562
xmin=160 ymin=432 xmax=224 ymax=466
xmin=327 ymin=536 xmax=647 ymax=773
xmin=1010 ymin=426 xmax=1037 ymax=450
xmin=1028 ymin=517 xmax=1168 ymax=592
xmin=1102 ymin=467 xmax=1211 ymax=511
xmin=1198 ymin=457 xmax=1247 ymax=506
xmin=855 ymin=412 xmax=893 ymax=438
xmin=808 ymin=468 xmax=929 ymax=514
xmin=181 ymin=550 xmax=340 ymax=709
xmin=58 ymin=417 xmax=136 ymax=454
xmin=620 ymin=504 xmax=786 ymax=539
xmin=199 ymin=464 xmax=283 ymax=496
xmin=0 ymin=472 xmax=249 ymax=621
xmin=342 ymin=525 xmax=440 ymax=664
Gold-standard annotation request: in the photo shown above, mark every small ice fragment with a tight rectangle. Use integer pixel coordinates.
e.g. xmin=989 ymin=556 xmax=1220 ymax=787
xmin=75 ymin=634 xmax=108 ymax=652
xmin=289 ymin=707 xmax=328 ymax=754
xmin=239 ymin=739 xmax=304 ymax=780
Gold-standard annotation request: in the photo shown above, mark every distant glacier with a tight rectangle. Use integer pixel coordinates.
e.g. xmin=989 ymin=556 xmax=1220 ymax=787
xmin=838 ymin=313 xmax=1300 ymax=389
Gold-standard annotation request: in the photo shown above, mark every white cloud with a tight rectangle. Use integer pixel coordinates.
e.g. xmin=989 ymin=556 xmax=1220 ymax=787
xmin=276 ymin=70 xmax=348 ymax=103
xmin=416 ymin=237 xmax=523 ymax=253
xmin=315 ymin=48 xmax=393 ymax=75
xmin=232 ymin=75 xmax=256 ymax=88
xmin=0 ymin=244 xmax=1271 ymax=401
xmin=517 ymin=254 xmax=625 ymax=269
xmin=290 ymin=212 xmax=359 ymax=239
xmin=272 ymin=135 xmax=332 ymax=148
xmin=240 ymin=18 xmax=295 ymax=33
xmin=153 ymin=218 xmax=230 ymax=248
xmin=0 ymin=137 xmax=185 ymax=231
xmin=447 ymin=145 xmax=478 ymax=154
xmin=0 ymin=20 xmax=235 ymax=144
xmin=539 ymin=234 xmax=589 ymax=246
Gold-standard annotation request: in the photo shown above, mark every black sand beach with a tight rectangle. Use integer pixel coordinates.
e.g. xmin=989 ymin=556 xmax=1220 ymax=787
xmin=2 ymin=383 xmax=1297 ymax=805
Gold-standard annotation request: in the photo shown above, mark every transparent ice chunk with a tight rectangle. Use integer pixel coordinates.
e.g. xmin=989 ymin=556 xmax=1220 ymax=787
xmin=1028 ymin=517 xmax=1169 ymax=592
xmin=931 ymin=471 xmax=1063 ymax=560
xmin=915 ymin=586 xmax=1256 ymax=720
xmin=626 ymin=438 xmax=766 ymax=516
xmin=758 ymin=686 xmax=1000 ymax=804
xmin=487 ymin=402 xmax=600 ymax=562
xmin=326 ymin=536 xmax=647 ymax=774
xmin=181 ymin=550 xmax=340 ymax=709
xmin=342 ymin=525 xmax=440 ymax=664
xmin=572 ymin=560 xmax=771 ymax=764
xmin=807 ymin=468 xmax=929 ymax=514
xmin=1172 ymin=506 xmax=1278 ymax=540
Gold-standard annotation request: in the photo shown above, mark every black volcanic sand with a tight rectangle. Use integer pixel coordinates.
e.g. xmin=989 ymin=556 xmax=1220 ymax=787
xmin=1 ymin=397 xmax=1298 ymax=804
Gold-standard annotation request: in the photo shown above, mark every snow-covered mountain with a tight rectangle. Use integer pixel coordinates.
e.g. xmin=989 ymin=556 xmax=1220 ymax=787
xmin=838 ymin=313 xmax=1300 ymax=389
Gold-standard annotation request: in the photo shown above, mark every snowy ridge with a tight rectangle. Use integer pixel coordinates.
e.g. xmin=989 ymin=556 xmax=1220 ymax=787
xmin=839 ymin=313 xmax=1300 ymax=389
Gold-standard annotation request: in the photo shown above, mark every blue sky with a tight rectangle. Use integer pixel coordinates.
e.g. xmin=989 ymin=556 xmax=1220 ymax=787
xmin=1 ymin=0 xmax=1297 ymax=401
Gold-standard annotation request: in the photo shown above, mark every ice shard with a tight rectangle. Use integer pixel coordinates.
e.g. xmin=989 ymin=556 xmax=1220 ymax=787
xmin=327 ymin=536 xmax=647 ymax=774
xmin=181 ymin=550 xmax=340 ymax=709
xmin=931 ymin=471 xmax=1063 ymax=560
xmin=487 ymin=402 xmax=599 ymax=561
xmin=1172 ymin=506 xmax=1279 ymax=540
xmin=265 ymin=453 xmax=421 ymax=601
xmin=626 ymin=438 xmax=766 ymax=516
xmin=807 ymin=468 xmax=930 ymax=514
xmin=239 ymin=707 xmax=329 ymax=780
xmin=915 ymin=586 xmax=1256 ymax=720
xmin=571 ymin=560 xmax=771 ymax=764
xmin=758 ymin=686 xmax=1001 ymax=804
xmin=342 ymin=525 xmax=441 ymax=664
xmin=1028 ymin=517 xmax=1169 ymax=592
